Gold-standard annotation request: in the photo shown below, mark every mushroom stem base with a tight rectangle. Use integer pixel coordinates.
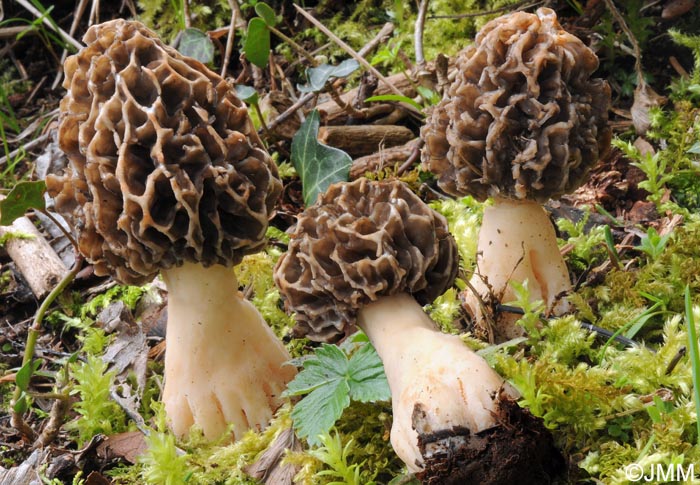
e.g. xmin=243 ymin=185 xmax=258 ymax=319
xmin=161 ymin=262 xmax=295 ymax=440
xmin=357 ymin=293 xmax=516 ymax=472
xmin=465 ymin=198 xmax=572 ymax=342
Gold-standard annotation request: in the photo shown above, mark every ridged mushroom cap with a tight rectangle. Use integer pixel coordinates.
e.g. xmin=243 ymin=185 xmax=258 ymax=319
xmin=46 ymin=19 xmax=281 ymax=285
xmin=274 ymin=179 xmax=458 ymax=342
xmin=421 ymin=8 xmax=611 ymax=202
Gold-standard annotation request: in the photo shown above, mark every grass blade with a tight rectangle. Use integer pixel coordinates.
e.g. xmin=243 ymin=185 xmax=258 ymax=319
xmin=684 ymin=285 xmax=700 ymax=443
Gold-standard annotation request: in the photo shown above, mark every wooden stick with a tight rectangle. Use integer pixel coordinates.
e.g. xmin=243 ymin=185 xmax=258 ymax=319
xmin=318 ymin=124 xmax=414 ymax=158
xmin=294 ymin=4 xmax=404 ymax=97
xmin=0 ymin=216 xmax=68 ymax=299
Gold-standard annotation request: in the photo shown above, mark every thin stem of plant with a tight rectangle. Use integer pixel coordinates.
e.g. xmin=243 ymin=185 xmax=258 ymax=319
xmin=15 ymin=0 xmax=83 ymax=50
xmin=265 ymin=92 xmax=316 ymax=132
xmin=414 ymin=0 xmax=429 ymax=66
xmin=293 ymin=4 xmax=404 ymax=97
xmin=221 ymin=2 xmax=238 ymax=78
xmin=39 ymin=209 xmax=79 ymax=250
xmin=10 ymin=254 xmax=84 ymax=437
xmin=268 ymin=25 xmax=317 ymax=65
xmin=603 ymin=0 xmax=645 ymax=87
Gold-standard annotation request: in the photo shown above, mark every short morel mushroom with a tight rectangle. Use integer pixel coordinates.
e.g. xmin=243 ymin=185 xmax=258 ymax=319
xmin=275 ymin=179 xmax=563 ymax=483
xmin=47 ymin=19 xmax=295 ymax=440
xmin=422 ymin=8 xmax=611 ymax=341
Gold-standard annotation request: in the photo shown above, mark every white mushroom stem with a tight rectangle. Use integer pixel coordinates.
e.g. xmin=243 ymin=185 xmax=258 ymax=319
xmin=466 ymin=197 xmax=572 ymax=341
xmin=357 ymin=293 xmax=515 ymax=472
xmin=160 ymin=262 xmax=296 ymax=440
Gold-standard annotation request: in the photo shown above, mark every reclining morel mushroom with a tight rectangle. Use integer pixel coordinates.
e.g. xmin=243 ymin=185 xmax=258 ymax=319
xmin=47 ymin=19 xmax=295 ymax=440
xmin=422 ymin=8 xmax=611 ymax=342
xmin=274 ymin=179 xmax=563 ymax=483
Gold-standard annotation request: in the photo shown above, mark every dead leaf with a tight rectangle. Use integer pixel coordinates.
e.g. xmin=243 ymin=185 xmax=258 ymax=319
xmin=84 ymin=471 xmax=111 ymax=485
xmin=0 ymin=449 xmax=50 ymax=485
xmin=244 ymin=427 xmax=301 ymax=484
xmin=631 ymin=84 xmax=666 ymax=135
xmin=102 ymin=320 xmax=148 ymax=392
xmin=96 ymin=431 xmax=148 ymax=464
xmin=662 ymin=0 xmax=696 ymax=19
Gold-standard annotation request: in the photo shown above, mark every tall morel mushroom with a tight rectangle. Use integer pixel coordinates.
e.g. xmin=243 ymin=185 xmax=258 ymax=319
xmin=275 ymin=179 xmax=563 ymax=483
xmin=47 ymin=19 xmax=295 ymax=440
xmin=422 ymin=8 xmax=611 ymax=341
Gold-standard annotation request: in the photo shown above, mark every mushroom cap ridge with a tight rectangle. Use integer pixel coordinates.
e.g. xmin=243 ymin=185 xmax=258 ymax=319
xmin=274 ymin=178 xmax=458 ymax=342
xmin=421 ymin=7 xmax=612 ymax=202
xmin=47 ymin=19 xmax=281 ymax=285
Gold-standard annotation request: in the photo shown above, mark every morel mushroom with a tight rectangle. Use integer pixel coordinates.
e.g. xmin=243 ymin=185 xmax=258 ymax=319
xmin=275 ymin=179 xmax=563 ymax=482
xmin=47 ymin=19 xmax=295 ymax=440
xmin=422 ymin=8 xmax=611 ymax=341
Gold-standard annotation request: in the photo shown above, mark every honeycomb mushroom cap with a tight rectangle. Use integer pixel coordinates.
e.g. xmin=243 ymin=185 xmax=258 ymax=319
xmin=421 ymin=8 xmax=612 ymax=202
xmin=47 ymin=19 xmax=281 ymax=285
xmin=274 ymin=179 xmax=458 ymax=342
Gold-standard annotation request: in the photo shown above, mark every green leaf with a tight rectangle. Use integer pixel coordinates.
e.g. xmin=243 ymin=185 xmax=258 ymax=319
xmin=13 ymin=393 xmax=28 ymax=414
xmin=15 ymin=359 xmax=41 ymax=392
xmin=284 ymin=344 xmax=349 ymax=396
xmin=178 ymin=28 xmax=215 ymax=64
xmin=235 ymin=85 xmax=259 ymax=104
xmin=291 ymin=110 xmax=352 ymax=206
xmin=254 ymin=2 xmax=277 ymax=27
xmin=688 ymin=141 xmax=700 ymax=154
xmin=347 ymin=342 xmax=390 ymax=402
xmin=364 ymin=94 xmax=422 ymax=111
xmin=291 ymin=379 xmax=350 ymax=446
xmin=244 ymin=18 xmax=270 ymax=69
xmin=0 ymin=180 xmax=46 ymax=226
xmin=298 ymin=59 xmax=360 ymax=93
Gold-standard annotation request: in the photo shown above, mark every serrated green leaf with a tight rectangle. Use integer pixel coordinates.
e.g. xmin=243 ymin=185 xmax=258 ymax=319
xmin=291 ymin=110 xmax=352 ymax=206
xmin=291 ymin=378 xmax=350 ymax=446
xmin=365 ymin=94 xmax=422 ymax=111
xmin=0 ymin=180 xmax=46 ymax=226
xmin=178 ymin=28 xmax=215 ymax=64
xmin=254 ymin=2 xmax=277 ymax=27
xmin=298 ymin=59 xmax=360 ymax=93
xmin=347 ymin=342 xmax=390 ymax=403
xmin=284 ymin=344 xmax=348 ymax=396
xmin=243 ymin=18 xmax=270 ymax=69
xmin=235 ymin=85 xmax=259 ymax=104
xmin=15 ymin=359 xmax=41 ymax=392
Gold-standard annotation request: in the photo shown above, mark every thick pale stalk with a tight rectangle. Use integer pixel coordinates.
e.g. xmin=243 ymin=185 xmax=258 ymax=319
xmin=466 ymin=197 xmax=572 ymax=341
xmin=358 ymin=293 xmax=513 ymax=472
xmin=161 ymin=262 xmax=295 ymax=440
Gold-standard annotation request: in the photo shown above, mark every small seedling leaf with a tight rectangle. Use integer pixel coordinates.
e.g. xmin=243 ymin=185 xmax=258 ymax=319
xmin=244 ymin=18 xmax=270 ymax=69
xmin=235 ymin=85 xmax=259 ymax=104
xmin=365 ymin=94 xmax=422 ymax=111
xmin=15 ymin=359 xmax=41 ymax=392
xmin=13 ymin=393 xmax=28 ymax=414
xmin=0 ymin=180 xmax=46 ymax=226
xmin=178 ymin=28 xmax=215 ymax=64
xmin=254 ymin=2 xmax=278 ymax=27
xmin=291 ymin=110 xmax=352 ymax=205
xmin=298 ymin=59 xmax=359 ymax=93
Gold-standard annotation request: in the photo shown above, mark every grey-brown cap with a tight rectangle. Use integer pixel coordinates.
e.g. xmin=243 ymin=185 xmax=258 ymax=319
xmin=274 ymin=179 xmax=458 ymax=342
xmin=421 ymin=8 xmax=611 ymax=203
xmin=47 ymin=19 xmax=281 ymax=285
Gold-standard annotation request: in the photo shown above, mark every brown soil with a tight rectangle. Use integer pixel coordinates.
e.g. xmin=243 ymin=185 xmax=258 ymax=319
xmin=415 ymin=392 xmax=566 ymax=485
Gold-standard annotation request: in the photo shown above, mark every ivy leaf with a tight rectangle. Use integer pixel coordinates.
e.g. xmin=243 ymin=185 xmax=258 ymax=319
xmin=235 ymin=85 xmax=259 ymax=104
xmin=284 ymin=339 xmax=389 ymax=445
xmin=254 ymin=2 xmax=278 ymax=27
xmin=290 ymin=110 xmax=352 ymax=206
xmin=0 ymin=180 xmax=46 ymax=226
xmin=298 ymin=59 xmax=360 ymax=93
xmin=243 ymin=18 xmax=270 ymax=69
xmin=178 ymin=28 xmax=215 ymax=64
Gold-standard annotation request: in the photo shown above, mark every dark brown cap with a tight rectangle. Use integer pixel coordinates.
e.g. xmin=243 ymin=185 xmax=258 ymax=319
xmin=274 ymin=179 xmax=458 ymax=342
xmin=421 ymin=8 xmax=611 ymax=203
xmin=47 ymin=19 xmax=281 ymax=285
